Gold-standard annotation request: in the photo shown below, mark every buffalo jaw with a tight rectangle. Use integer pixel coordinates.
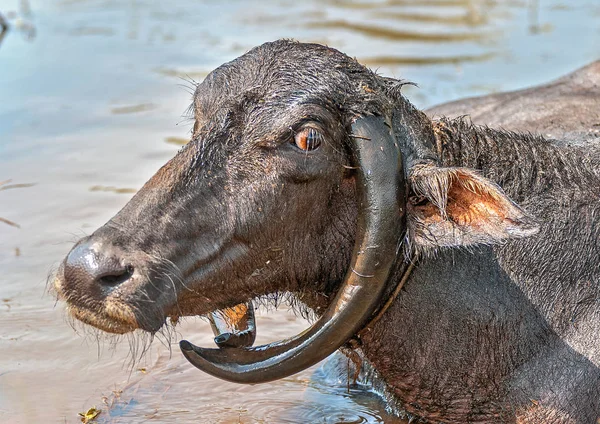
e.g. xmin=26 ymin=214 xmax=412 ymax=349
xmin=180 ymin=115 xmax=407 ymax=384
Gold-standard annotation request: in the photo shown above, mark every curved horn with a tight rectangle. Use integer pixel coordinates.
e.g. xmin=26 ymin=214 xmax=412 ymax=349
xmin=209 ymin=302 xmax=256 ymax=348
xmin=180 ymin=115 xmax=406 ymax=383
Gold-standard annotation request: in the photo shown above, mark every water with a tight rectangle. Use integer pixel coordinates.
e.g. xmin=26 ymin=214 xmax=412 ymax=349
xmin=0 ymin=0 xmax=598 ymax=422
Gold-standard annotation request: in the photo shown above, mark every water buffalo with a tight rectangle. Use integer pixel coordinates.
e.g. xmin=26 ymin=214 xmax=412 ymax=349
xmin=53 ymin=40 xmax=600 ymax=423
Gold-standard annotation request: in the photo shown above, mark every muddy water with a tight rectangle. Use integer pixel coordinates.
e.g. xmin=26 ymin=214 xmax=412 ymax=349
xmin=0 ymin=0 xmax=598 ymax=422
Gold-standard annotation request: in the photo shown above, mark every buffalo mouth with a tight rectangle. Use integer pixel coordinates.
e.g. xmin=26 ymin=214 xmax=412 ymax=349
xmin=55 ymin=263 xmax=257 ymax=346
xmin=66 ymin=302 xmax=138 ymax=334
xmin=53 ymin=255 xmax=256 ymax=340
xmin=53 ymin=262 xmax=169 ymax=334
xmin=54 ymin=272 xmax=141 ymax=334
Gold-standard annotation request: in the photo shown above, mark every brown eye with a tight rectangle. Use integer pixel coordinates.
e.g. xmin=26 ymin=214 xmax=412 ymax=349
xmin=293 ymin=128 xmax=322 ymax=151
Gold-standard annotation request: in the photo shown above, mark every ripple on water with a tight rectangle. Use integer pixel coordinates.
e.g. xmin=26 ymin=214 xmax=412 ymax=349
xmin=102 ymin=370 xmax=398 ymax=423
xmin=98 ymin=316 xmax=405 ymax=423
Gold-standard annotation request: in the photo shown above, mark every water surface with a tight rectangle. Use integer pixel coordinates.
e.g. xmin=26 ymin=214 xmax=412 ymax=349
xmin=0 ymin=0 xmax=598 ymax=422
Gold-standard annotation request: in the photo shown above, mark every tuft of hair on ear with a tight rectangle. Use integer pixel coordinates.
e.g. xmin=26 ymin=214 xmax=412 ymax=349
xmin=407 ymin=164 xmax=539 ymax=252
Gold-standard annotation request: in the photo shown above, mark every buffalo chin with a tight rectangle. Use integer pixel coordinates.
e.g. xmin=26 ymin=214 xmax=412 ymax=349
xmin=67 ymin=302 xmax=139 ymax=334
xmin=53 ymin=275 xmax=138 ymax=334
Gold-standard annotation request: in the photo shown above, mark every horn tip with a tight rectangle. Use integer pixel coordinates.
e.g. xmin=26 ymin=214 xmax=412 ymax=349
xmin=179 ymin=339 xmax=194 ymax=352
xmin=214 ymin=333 xmax=231 ymax=346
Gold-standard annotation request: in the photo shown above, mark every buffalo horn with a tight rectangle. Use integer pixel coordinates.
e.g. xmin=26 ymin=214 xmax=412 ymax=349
xmin=180 ymin=115 xmax=406 ymax=383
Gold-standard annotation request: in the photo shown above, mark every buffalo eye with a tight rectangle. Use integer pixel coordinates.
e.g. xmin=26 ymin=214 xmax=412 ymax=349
xmin=293 ymin=127 xmax=322 ymax=151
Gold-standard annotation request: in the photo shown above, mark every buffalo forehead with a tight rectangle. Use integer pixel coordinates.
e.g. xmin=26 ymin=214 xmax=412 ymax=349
xmin=193 ymin=41 xmax=383 ymax=127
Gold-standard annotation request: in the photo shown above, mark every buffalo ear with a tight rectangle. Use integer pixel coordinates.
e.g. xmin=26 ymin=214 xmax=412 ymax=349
xmin=408 ymin=165 xmax=539 ymax=249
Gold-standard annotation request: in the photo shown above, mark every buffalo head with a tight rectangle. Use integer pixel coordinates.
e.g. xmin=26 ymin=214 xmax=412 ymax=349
xmin=54 ymin=40 xmax=537 ymax=383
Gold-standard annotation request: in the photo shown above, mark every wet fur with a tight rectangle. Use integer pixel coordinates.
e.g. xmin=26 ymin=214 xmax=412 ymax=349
xmin=55 ymin=41 xmax=600 ymax=423
xmin=360 ymin=119 xmax=600 ymax=423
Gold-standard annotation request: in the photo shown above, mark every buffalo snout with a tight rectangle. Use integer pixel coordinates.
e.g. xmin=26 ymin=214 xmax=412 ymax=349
xmin=63 ymin=238 xmax=135 ymax=296
xmin=55 ymin=232 xmax=173 ymax=334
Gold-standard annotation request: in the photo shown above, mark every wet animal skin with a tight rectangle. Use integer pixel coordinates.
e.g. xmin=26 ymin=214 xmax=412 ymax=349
xmin=54 ymin=41 xmax=600 ymax=423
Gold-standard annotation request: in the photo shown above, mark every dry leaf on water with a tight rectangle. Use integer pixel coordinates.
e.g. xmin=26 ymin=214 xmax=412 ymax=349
xmin=78 ymin=407 xmax=101 ymax=423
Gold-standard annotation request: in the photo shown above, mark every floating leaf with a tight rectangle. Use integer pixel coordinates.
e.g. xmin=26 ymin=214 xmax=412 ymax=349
xmin=78 ymin=406 xmax=101 ymax=423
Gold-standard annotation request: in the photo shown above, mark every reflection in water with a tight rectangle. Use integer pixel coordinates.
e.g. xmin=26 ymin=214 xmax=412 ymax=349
xmin=96 ymin=335 xmax=403 ymax=424
xmin=0 ymin=13 xmax=7 ymax=47
xmin=165 ymin=136 xmax=189 ymax=146
xmin=0 ymin=0 xmax=35 ymax=43
xmin=286 ymin=0 xmax=506 ymax=79
xmin=0 ymin=0 xmax=598 ymax=422
xmin=326 ymin=0 xmax=482 ymax=9
xmin=308 ymin=20 xmax=487 ymax=43
xmin=70 ymin=26 xmax=116 ymax=37
xmin=154 ymin=67 xmax=209 ymax=81
xmin=89 ymin=186 xmax=137 ymax=194
xmin=110 ymin=104 xmax=157 ymax=115
xmin=361 ymin=52 xmax=494 ymax=66
xmin=370 ymin=10 xmax=487 ymax=26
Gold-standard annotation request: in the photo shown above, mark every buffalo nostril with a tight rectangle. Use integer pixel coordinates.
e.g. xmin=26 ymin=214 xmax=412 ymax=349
xmin=64 ymin=239 xmax=135 ymax=294
xmin=98 ymin=265 xmax=134 ymax=287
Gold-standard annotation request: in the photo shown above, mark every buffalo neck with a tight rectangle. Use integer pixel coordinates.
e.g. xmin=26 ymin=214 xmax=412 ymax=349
xmin=432 ymin=117 xmax=598 ymax=202
xmin=432 ymin=117 xmax=600 ymax=367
